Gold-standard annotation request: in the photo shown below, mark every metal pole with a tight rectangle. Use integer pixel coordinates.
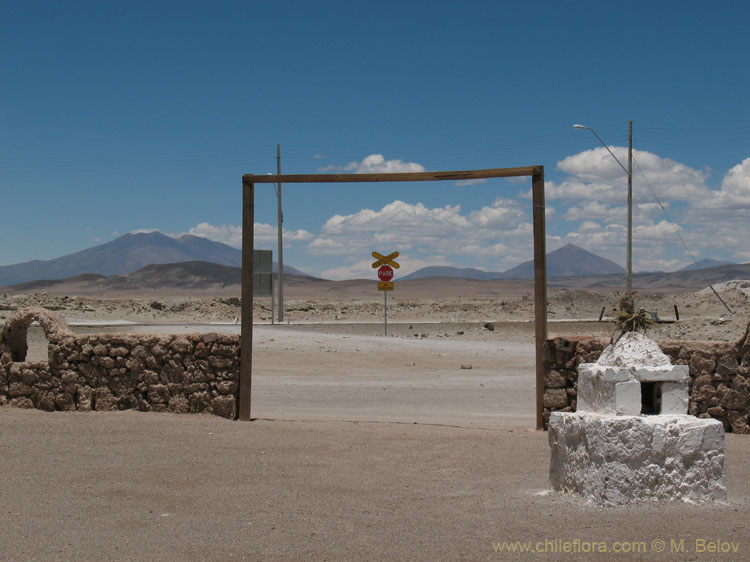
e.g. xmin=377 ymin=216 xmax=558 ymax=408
xmin=277 ymin=144 xmax=284 ymax=322
xmin=532 ymin=168 xmax=547 ymax=431
xmin=627 ymin=120 xmax=633 ymax=294
xmin=239 ymin=180 xmax=254 ymax=421
xmin=384 ymin=290 xmax=388 ymax=336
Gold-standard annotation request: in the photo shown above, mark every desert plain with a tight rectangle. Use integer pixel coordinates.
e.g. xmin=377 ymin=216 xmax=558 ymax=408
xmin=2 ymin=277 xmax=750 ymax=560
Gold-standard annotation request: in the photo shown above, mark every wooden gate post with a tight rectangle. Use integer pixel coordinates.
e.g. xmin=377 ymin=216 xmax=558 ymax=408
xmin=532 ymin=167 xmax=548 ymax=430
xmin=241 ymin=166 xmax=548 ymax=429
xmin=239 ymin=180 xmax=254 ymax=421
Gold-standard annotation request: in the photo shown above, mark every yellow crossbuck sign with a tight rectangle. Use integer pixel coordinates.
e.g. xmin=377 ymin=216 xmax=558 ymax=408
xmin=371 ymin=251 xmax=400 ymax=269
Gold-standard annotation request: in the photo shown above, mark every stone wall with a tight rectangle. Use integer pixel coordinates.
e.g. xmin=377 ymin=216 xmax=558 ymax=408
xmin=543 ymin=323 xmax=750 ymax=433
xmin=0 ymin=307 xmax=240 ymax=418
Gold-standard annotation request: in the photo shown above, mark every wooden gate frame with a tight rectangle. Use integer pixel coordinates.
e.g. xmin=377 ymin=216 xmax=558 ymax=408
xmin=240 ymin=166 xmax=548 ymax=428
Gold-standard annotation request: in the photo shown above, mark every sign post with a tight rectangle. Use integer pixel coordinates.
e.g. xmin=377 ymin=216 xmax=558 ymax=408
xmin=384 ymin=290 xmax=387 ymax=336
xmin=373 ymin=251 xmax=399 ymax=336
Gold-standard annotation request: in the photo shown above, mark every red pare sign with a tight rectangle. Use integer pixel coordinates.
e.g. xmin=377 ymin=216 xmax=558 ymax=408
xmin=378 ymin=265 xmax=394 ymax=282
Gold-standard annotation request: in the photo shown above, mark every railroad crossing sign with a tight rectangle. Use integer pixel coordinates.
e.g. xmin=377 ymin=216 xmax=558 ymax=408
xmin=372 ymin=251 xmax=400 ymax=269
xmin=378 ymin=265 xmax=394 ymax=282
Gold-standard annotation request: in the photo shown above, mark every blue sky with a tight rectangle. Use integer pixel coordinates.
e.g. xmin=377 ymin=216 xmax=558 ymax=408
xmin=2 ymin=0 xmax=750 ymax=279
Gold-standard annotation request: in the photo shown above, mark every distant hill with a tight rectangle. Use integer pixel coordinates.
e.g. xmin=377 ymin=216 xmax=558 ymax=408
xmin=402 ymin=244 xmax=624 ymax=281
xmin=7 ymin=259 xmax=750 ymax=294
xmin=678 ymin=258 xmax=735 ymax=272
xmin=0 ymin=232 xmax=311 ymax=286
xmin=400 ymin=266 xmax=500 ymax=281
xmin=7 ymin=261 xmax=325 ymax=292
xmin=501 ymin=244 xmax=625 ymax=279
xmin=272 ymin=262 xmax=310 ymax=277
xmin=575 ymin=262 xmax=750 ymax=290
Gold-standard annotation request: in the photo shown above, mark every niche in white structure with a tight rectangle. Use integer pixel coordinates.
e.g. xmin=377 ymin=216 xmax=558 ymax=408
xmin=549 ymin=332 xmax=727 ymax=506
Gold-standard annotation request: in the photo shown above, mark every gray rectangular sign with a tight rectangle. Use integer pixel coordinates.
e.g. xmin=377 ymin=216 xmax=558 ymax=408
xmin=253 ymin=249 xmax=273 ymax=297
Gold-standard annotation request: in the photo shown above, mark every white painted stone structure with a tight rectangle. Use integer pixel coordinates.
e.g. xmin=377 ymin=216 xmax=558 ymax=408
xmin=549 ymin=332 xmax=727 ymax=506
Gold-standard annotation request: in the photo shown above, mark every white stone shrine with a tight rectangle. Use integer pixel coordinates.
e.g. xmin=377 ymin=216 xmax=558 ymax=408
xmin=548 ymin=332 xmax=727 ymax=506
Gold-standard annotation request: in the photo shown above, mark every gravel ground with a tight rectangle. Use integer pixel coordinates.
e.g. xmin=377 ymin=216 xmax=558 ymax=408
xmin=1 ymin=409 xmax=748 ymax=562
xmin=3 ymin=287 xmax=750 ymax=560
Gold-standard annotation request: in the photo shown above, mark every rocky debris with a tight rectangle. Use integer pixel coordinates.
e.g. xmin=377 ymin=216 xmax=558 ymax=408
xmin=597 ymin=331 xmax=672 ymax=368
xmin=1 ymin=290 xmax=749 ymax=342
xmin=697 ymin=279 xmax=750 ymax=296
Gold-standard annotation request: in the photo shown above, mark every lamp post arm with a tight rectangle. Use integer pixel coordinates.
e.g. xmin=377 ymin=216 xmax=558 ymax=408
xmin=588 ymin=129 xmax=629 ymax=176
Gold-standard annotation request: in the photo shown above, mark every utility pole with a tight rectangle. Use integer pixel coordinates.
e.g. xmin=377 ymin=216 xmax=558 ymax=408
xmin=276 ymin=144 xmax=284 ymax=322
xmin=627 ymin=120 xmax=633 ymax=294
xmin=573 ymin=122 xmax=634 ymax=295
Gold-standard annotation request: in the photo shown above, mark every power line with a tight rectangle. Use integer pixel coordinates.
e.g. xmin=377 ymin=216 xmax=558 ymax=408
xmin=632 ymin=154 xmax=733 ymax=315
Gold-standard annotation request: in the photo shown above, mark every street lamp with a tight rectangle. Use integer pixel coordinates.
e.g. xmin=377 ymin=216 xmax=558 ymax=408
xmin=573 ymin=122 xmax=633 ymax=294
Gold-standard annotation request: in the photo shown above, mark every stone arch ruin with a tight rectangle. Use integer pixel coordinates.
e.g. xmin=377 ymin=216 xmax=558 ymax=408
xmin=0 ymin=306 xmax=72 ymax=363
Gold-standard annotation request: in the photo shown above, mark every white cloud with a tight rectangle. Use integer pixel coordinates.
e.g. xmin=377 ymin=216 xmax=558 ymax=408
xmin=578 ymin=220 xmax=602 ymax=233
xmin=455 ymin=178 xmax=487 ymax=186
xmin=563 ymin=200 xmax=665 ymax=223
xmin=309 ymin=150 xmax=750 ymax=276
xmin=315 ymin=200 xmax=470 ymax=249
xmin=318 ymin=154 xmax=426 ymax=174
xmin=563 ymin=201 xmax=616 ymax=222
xmin=347 ymin=154 xmax=426 ymax=174
xmin=307 ymin=237 xmax=349 ymax=254
xmin=547 ymin=147 xmax=711 ymax=204
xmin=129 ymin=228 xmax=160 ymax=235
xmin=307 ymin=197 xmax=537 ymax=273
xmin=469 ymin=197 xmax=525 ymax=228
xmin=701 ymin=157 xmax=750 ymax=210
xmin=185 ymin=222 xmax=313 ymax=248
xmin=528 ymin=147 xmax=750 ymax=271
xmin=634 ymin=220 xmax=681 ymax=242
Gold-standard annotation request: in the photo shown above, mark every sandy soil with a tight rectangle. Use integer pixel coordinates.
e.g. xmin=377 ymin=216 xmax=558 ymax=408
xmin=1 ymin=409 xmax=749 ymax=561
xmin=2 ymin=283 xmax=749 ymax=560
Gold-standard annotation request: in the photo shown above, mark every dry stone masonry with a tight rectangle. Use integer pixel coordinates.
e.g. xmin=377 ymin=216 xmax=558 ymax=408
xmin=0 ymin=307 xmax=240 ymax=418
xmin=549 ymin=332 xmax=727 ymax=506
xmin=542 ymin=322 xmax=750 ymax=433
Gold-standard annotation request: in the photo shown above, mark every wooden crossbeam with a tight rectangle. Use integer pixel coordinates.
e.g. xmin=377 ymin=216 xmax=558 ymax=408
xmin=244 ymin=166 xmax=542 ymax=184
xmin=239 ymin=165 xmax=547 ymax=429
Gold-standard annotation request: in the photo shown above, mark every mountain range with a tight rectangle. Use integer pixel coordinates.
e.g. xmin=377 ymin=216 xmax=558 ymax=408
xmin=0 ymin=232 xmax=309 ymax=286
xmin=0 ymin=233 xmax=744 ymax=290
xmin=9 ymin=258 xmax=750 ymax=295
xmin=677 ymin=258 xmax=735 ymax=272
xmin=401 ymin=244 xmax=625 ymax=281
